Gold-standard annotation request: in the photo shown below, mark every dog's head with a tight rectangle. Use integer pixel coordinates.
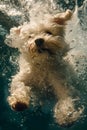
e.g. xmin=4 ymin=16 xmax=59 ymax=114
xmin=5 ymin=10 xmax=72 ymax=62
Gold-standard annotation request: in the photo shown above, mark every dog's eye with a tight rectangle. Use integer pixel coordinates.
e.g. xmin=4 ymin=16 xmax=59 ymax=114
xmin=28 ymin=36 xmax=32 ymax=38
xmin=46 ymin=31 xmax=52 ymax=35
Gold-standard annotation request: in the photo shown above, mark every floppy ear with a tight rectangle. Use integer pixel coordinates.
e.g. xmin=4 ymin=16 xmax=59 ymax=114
xmin=52 ymin=9 xmax=73 ymax=25
xmin=5 ymin=24 xmax=30 ymax=49
xmin=5 ymin=26 xmax=22 ymax=48
xmin=5 ymin=22 xmax=33 ymax=50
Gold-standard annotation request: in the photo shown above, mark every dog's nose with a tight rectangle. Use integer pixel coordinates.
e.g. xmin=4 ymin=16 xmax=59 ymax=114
xmin=35 ymin=38 xmax=44 ymax=46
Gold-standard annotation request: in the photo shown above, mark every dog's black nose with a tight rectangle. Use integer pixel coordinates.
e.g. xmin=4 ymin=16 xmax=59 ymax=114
xmin=35 ymin=38 xmax=44 ymax=46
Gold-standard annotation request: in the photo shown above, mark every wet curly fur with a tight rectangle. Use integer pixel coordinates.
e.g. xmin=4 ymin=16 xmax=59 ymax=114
xmin=6 ymin=10 xmax=83 ymax=127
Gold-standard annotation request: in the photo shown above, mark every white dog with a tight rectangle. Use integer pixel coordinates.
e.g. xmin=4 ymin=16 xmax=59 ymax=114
xmin=5 ymin=10 xmax=83 ymax=127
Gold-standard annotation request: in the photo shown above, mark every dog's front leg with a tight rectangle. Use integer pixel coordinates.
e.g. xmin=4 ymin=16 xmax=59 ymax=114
xmin=51 ymin=78 xmax=83 ymax=127
xmin=8 ymin=71 xmax=31 ymax=111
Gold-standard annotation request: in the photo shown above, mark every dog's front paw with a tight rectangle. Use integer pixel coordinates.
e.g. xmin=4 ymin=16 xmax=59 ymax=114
xmin=8 ymin=96 xmax=30 ymax=111
xmin=11 ymin=101 xmax=28 ymax=111
xmin=54 ymin=97 xmax=84 ymax=127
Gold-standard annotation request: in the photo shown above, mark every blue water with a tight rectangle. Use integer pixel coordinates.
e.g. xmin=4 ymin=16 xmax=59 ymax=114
xmin=0 ymin=0 xmax=87 ymax=130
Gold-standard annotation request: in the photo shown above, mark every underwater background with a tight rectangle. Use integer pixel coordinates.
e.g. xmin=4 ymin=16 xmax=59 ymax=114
xmin=0 ymin=0 xmax=87 ymax=130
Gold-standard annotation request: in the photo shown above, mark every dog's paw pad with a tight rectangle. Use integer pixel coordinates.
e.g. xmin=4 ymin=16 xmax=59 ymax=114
xmin=12 ymin=102 xmax=28 ymax=111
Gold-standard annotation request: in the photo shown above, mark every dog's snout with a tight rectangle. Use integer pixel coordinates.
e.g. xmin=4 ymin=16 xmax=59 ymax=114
xmin=35 ymin=38 xmax=44 ymax=46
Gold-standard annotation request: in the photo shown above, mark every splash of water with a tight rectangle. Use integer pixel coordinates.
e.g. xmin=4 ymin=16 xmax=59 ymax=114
xmin=65 ymin=0 xmax=87 ymax=87
xmin=1 ymin=0 xmax=87 ymax=127
xmin=65 ymin=1 xmax=87 ymax=118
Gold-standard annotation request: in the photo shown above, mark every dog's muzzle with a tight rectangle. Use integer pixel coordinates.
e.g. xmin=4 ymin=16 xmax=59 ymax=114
xmin=35 ymin=38 xmax=45 ymax=53
xmin=34 ymin=38 xmax=53 ymax=55
xmin=35 ymin=38 xmax=44 ymax=47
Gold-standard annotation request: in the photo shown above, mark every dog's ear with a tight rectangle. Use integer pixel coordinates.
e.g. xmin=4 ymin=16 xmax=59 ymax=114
xmin=52 ymin=10 xmax=73 ymax=25
xmin=5 ymin=25 xmax=29 ymax=49
xmin=5 ymin=23 xmax=31 ymax=49
xmin=5 ymin=26 xmax=22 ymax=48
